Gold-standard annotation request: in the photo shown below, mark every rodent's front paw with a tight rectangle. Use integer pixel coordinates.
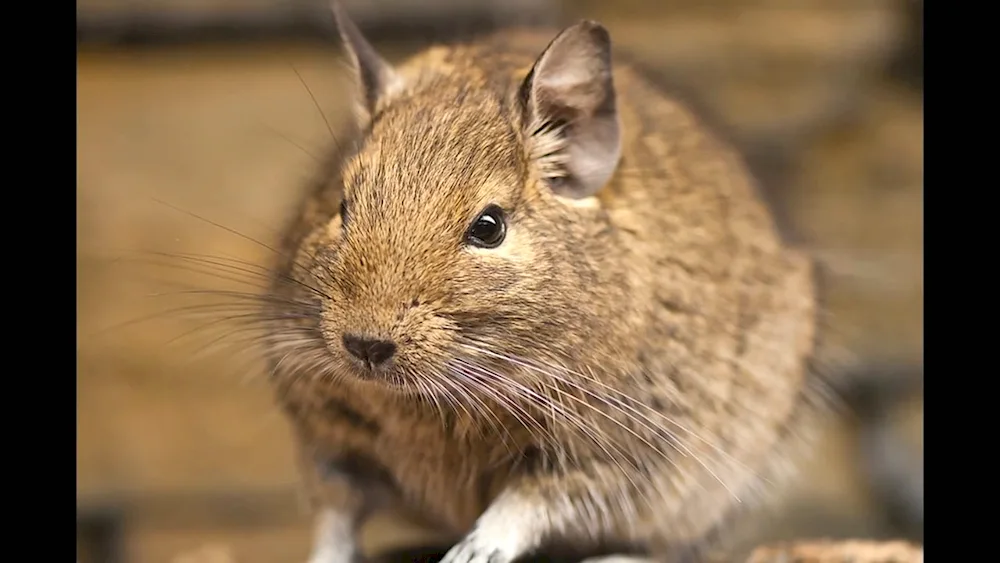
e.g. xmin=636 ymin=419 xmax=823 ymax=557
xmin=439 ymin=535 xmax=512 ymax=563
xmin=306 ymin=548 xmax=362 ymax=563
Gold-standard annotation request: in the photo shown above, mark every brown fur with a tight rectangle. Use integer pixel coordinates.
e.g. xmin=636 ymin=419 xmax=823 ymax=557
xmin=265 ymin=15 xmax=824 ymax=563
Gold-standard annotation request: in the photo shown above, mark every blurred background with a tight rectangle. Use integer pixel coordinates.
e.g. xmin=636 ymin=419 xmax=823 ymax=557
xmin=76 ymin=0 xmax=923 ymax=561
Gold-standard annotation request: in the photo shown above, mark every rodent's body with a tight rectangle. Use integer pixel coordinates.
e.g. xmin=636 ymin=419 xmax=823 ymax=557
xmin=268 ymin=14 xmax=821 ymax=563
xmin=281 ymin=373 xmax=528 ymax=531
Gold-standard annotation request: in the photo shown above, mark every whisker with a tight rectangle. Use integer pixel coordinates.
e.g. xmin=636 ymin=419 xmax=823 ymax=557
xmin=146 ymin=290 xmax=315 ymax=309
xmin=452 ymin=356 xmax=651 ymax=508
xmin=284 ymin=57 xmax=338 ymax=145
xmin=458 ymin=340 xmax=741 ymax=501
xmin=148 ymin=197 xmax=318 ymax=284
xmin=258 ymin=122 xmax=321 ymax=161
xmin=117 ymin=256 xmax=275 ymax=292
xmin=449 ymin=368 xmax=519 ymax=453
xmin=414 ymin=373 xmax=446 ymax=428
xmin=160 ymin=311 xmax=310 ymax=348
xmin=564 ymin=359 xmax=764 ymax=487
xmin=136 ymin=251 xmax=278 ymax=280
xmin=447 ymin=361 xmax=540 ymax=455
xmin=470 ymin=338 xmax=765 ymax=484
xmin=450 ymin=358 xmax=554 ymax=450
xmin=137 ymin=249 xmax=330 ymax=300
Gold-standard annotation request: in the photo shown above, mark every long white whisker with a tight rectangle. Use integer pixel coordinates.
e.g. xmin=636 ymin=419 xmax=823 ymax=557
xmin=464 ymin=338 xmax=765 ymax=482
xmin=452 ymin=356 xmax=654 ymax=509
xmin=459 ymin=341 xmax=741 ymax=501
xmin=450 ymin=358 xmax=554 ymax=448
xmin=440 ymin=366 xmax=517 ymax=453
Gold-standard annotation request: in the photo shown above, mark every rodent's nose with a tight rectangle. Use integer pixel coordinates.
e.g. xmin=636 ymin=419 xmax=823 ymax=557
xmin=342 ymin=334 xmax=397 ymax=367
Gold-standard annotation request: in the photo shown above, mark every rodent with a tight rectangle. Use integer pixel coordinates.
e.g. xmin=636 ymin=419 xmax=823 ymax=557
xmin=264 ymin=3 xmax=826 ymax=563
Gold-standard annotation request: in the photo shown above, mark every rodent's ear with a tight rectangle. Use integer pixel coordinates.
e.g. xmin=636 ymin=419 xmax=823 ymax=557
xmin=520 ymin=20 xmax=621 ymax=200
xmin=330 ymin=0 xmax=402 ymax=125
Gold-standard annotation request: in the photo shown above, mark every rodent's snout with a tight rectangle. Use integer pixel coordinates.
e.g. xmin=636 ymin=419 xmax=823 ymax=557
xmin=323 ymin=293 xmax=456 ymax=386
xmin=341 ymin=333 xmax=397 ymax=369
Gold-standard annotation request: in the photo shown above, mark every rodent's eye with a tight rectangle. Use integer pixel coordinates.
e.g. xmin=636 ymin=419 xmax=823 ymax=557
xmin=339 ymin=198 xmax=349 ymax=228
xmin=465 ymin=204 xmax=507 ymax=249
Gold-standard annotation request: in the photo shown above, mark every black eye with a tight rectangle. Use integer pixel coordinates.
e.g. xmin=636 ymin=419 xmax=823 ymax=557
xmin=465 ymin=205 xmax=507 ymax=249
xmin=339 ymin=198 xmax=349 ymax=228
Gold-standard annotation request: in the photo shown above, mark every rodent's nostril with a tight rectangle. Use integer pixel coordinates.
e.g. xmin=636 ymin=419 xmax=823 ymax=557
xmin=366 ymin=340 xmax=397 ymax=365
xmin=342 ymin=334 xmax=397 ymax=367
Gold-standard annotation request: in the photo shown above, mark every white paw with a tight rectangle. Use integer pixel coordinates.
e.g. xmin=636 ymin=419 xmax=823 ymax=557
xmin=308 ymin=507 xmax=358 ymax=563
xmin=578 ymin=557 xmax=656 ymax=563
xmin=306 ymin=547 xmax=356 ymax=563
xmin=441 ymin=492 xmax=547 ymax=563
xmin=439 ymin=534 xmax=514 ymax=563
xmin=309 ymin=549 xmax=357 ymax=563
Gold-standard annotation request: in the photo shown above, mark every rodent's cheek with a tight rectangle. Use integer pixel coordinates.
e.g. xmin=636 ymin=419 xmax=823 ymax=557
xmin=396 ymin=312 xmax=458 ymax=361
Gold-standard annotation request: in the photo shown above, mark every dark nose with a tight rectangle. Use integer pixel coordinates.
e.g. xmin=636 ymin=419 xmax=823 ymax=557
xmin=342 ymin=334 xmax=397 ymax=367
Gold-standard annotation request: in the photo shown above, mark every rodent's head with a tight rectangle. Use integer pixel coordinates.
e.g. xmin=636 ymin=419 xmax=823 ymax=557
xmin=286 ymin=6 xmax=629 ymax=393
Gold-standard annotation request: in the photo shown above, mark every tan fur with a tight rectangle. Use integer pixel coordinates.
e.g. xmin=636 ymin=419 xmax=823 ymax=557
xmin=266 ymin=19 xmax=824 ymax=563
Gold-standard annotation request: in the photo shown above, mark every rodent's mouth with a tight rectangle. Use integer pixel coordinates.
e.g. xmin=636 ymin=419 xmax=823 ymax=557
xmin=343 ymin=361 xmax=419 ymax=391
xmin=344 ymin=360 xmax=393 ymax=380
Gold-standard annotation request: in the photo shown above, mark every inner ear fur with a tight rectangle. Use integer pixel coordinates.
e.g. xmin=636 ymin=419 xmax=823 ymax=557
xmin=520 ymin=20 xmax=622 ymax=200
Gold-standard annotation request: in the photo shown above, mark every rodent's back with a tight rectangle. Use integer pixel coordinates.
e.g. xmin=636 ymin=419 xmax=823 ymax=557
xmin=492 ymin=28 xmax=818 ymax=542
xmin=601 ymin=53 xmax=819 ymax=544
